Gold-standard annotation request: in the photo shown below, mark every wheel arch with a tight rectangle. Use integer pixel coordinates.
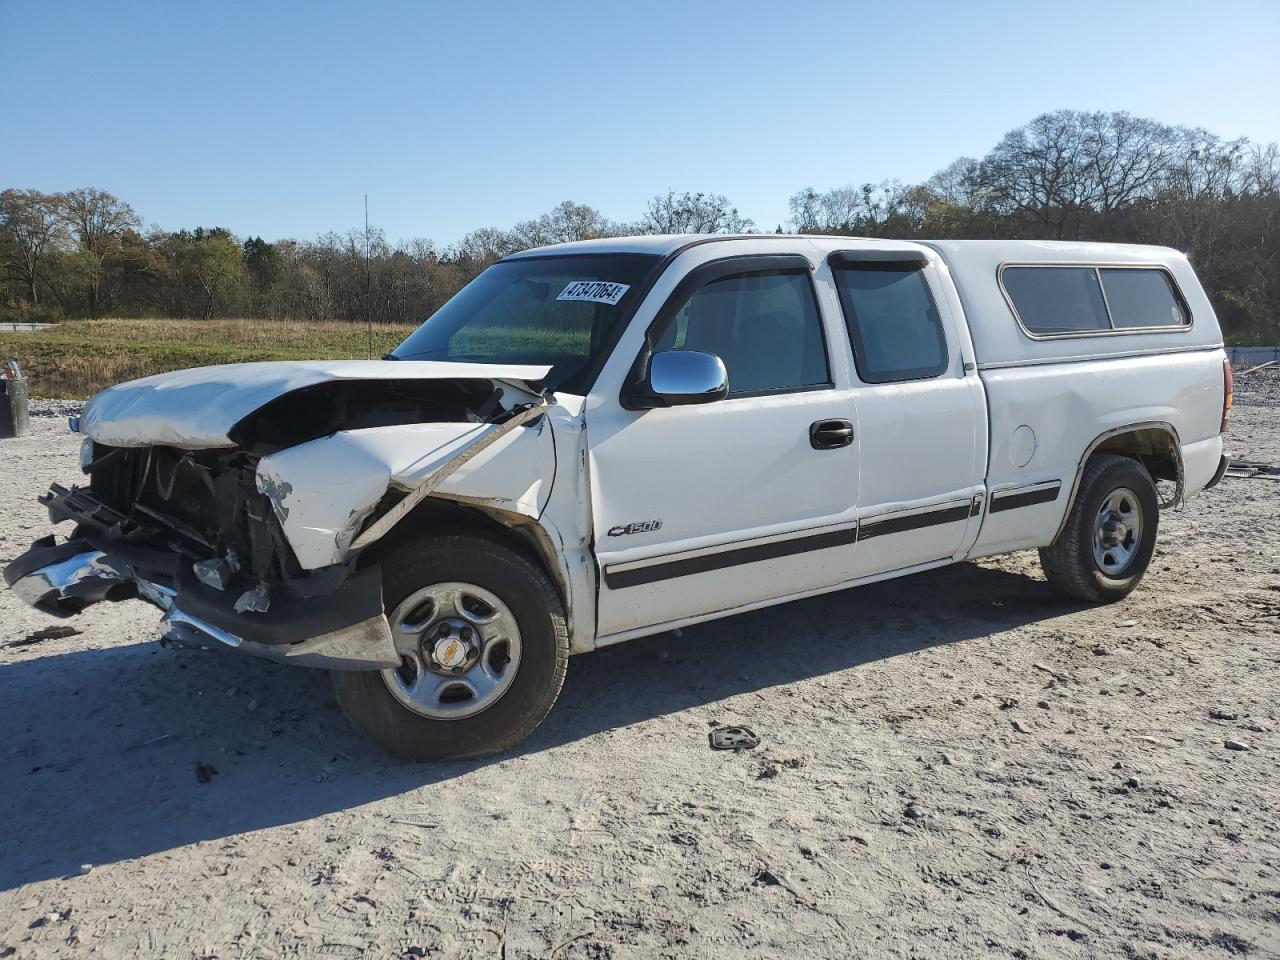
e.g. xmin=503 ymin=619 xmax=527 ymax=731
xmin=355 ymin=495 xmax=577 ymax=643
xmin=1054 ymin=421 xmax=1183 ymax=541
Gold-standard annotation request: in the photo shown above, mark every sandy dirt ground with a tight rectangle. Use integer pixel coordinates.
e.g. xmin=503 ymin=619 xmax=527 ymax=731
xmin=1 ymin=379 xmax=1277 ymax=959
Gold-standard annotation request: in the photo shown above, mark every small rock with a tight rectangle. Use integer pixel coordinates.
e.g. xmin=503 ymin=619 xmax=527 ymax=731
xmin=1124 ymin=776 xmax=1141 ymax=789
xmin=998 ymin=696 xmax=1018 ymax=710
xmin=246 ymin=699 xmax=259 ymax=712
xmin=1091 ymin=645 xmax=1111 ymax=656
xmin=79 ymin=864 xmax=92 ymax=875
xmin=1224 ymin=740 xmax=1251 ymax=751
xmin=1037 ymin=701 xmax=1050 ymax=710
xmin=193 ymin=762 xmax=218 ymax=784
xmin=1011 ymin=719 xmax=1029 ymax=734
xmin=1209 ymin=709 xmax=1238 ymax=721
xmin=903 ymin=803 xmax=924 ymax=820
xmin=939 ymin=753 xmax=953 ymax=766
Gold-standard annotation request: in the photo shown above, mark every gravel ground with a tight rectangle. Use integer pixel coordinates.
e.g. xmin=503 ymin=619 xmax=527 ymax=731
xmin=0 ymin=391 xmax=1277 ymax=959
xmin=1235 ymin=364 xmax=1280 ymax=408
xmin=25 ymin=399 xmax=84 ymax=420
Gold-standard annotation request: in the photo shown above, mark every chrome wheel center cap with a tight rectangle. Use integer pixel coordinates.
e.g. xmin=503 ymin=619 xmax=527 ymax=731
xmin=1101 ymin=517 xmax=1127 ymax=546
xmin=433 ymin=634 xmax=469 ymax=669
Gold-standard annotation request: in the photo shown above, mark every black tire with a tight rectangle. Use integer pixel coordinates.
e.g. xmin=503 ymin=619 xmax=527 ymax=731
xmin=1039 ymin=453 xmax=1159 ymax=603
xmin=332 ymin=534 xmax=568 ymax=762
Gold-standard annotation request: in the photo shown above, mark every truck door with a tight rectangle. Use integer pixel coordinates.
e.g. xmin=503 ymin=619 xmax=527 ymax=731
xmin=588 ymin=254 xmax=861 ymax=640
xmin=825 ymin=252 xmax=986 ymax=577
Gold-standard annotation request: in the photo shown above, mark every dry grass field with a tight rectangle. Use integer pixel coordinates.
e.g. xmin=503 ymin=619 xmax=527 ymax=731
xmin=0 ymin=318 xmax=418 ymax=398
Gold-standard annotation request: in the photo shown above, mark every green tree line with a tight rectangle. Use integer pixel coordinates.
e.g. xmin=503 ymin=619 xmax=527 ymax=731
xmin=2 ymin=110 xmax=1277 ymax=343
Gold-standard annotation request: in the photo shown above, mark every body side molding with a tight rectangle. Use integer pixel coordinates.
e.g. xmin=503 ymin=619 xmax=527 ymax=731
xmin=990 ymin=480 xmax=1062 ymax=513
xmin=603 ymin=499 xmax=974 ymax=589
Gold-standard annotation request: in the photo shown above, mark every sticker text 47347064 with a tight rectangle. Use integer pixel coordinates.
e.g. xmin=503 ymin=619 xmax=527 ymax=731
xmin=556 ymin=281 xmax=631 ymax=306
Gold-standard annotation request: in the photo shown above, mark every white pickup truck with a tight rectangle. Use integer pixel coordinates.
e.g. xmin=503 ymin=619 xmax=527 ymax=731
xmin=5 ymin=235 xmax=1232 ymax=760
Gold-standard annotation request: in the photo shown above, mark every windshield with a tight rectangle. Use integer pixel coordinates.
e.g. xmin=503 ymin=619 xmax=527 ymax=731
xmin=392 ymin=253 xmax=660 ymax=393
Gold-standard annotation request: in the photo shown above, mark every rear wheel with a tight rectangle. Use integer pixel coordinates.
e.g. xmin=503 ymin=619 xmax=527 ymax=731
xmin=332 ymin=534 xmax=568 ymax=761
xmin=1039 ymin=454 xmax=1159 ymax=603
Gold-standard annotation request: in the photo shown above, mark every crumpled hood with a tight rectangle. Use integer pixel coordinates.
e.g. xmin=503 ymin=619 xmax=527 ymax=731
xmin=78 ymin=359 xmax=552 ymax=449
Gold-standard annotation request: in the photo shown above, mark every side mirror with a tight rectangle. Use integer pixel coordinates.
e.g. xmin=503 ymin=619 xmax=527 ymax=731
xmin=625 ymin=350 xmax=728 ymax=409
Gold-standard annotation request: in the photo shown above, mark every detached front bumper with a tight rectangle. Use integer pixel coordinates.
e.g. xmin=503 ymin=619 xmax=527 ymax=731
xmin=4 ymin=537 xmax=399 ymax=671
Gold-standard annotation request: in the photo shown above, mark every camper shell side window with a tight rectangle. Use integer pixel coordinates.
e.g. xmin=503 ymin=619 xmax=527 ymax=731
xmin=999 ymin=263 xmax=1192 ymax=339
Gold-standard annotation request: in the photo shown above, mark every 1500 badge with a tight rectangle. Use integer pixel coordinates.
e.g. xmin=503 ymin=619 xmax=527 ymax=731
xmin=607 ymin=520 xmax=663 ymax=537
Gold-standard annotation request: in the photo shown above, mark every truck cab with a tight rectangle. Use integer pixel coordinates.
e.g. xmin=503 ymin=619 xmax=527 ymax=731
xmin=4 ymin=235 xmax=1230 ymax=761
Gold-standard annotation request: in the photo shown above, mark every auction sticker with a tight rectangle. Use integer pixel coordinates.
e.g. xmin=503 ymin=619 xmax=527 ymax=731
xmin=556 ymin=280 xmax=630 ymax=305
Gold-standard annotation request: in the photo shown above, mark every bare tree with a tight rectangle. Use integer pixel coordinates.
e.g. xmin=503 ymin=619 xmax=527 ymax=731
xmin=60 ymin=188 xmax=140 ymax=316
xmin=640 ymin=191 xmax=753 ymax=234
xmin=509 ymin=200 xmax=627 ymax=248
xmin=787 ymin=182 xmax=904 ymax=235
xmin=976 ymin=110 xmax=1187 ymax=237
xmin=0 ymin=189 xmax=68 ymax=306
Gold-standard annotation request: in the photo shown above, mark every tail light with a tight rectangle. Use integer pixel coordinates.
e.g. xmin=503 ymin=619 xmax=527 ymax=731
xmin=1221 ymin=358 xmax=1233 ymax=433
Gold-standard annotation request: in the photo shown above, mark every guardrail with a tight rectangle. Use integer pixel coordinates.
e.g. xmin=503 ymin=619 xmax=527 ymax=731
xmin=1226 ymin=346 xmax=1280 ymax=366
xmin=0 ymin=322 xmax=53 ymax=332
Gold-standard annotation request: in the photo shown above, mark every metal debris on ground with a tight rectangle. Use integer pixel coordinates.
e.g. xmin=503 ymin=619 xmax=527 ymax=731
xmin=1236 ymin=360 xmax=1276 ymax=377
xmin=1223 ymin=460 xmax=1280 ymax=481
xmin=709 ymin=726 xmax=761 ymax=751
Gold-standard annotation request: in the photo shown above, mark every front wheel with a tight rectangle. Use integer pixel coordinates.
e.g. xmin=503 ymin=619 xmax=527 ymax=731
xmin=1039 ymin=453 xmax=1159 ymax=603
xmin=332 ymin=534 xmax=568 ymax=761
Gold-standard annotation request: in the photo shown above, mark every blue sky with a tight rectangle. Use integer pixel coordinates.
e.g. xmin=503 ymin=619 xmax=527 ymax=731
xmin=3 ymin=0 xmax=1278 ymax=245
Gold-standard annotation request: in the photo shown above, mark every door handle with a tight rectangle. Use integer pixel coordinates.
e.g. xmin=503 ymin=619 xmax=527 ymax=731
xmin=809 ymin=419 xmax=854 ymax=450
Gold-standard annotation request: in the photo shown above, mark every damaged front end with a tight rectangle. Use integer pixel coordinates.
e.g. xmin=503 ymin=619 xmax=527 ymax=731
xmin=4 ymin=360 xmax=553 ymax=670
xmin=6 ymin=442 xmax=396 ymax=669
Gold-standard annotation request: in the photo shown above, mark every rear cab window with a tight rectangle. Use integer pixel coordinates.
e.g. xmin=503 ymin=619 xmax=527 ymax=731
xmin=829 ymin=259 xmax=949 ymax=383
xmin=1000 ymin=264 xmax=1191 ymax=337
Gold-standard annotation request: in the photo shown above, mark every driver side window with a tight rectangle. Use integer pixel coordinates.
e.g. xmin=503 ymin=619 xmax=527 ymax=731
xmin=654 ymin=269 xmax=830 ymax=396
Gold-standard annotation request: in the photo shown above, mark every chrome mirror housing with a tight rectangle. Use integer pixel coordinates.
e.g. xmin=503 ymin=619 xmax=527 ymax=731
xmin=640 ymin=350 xmax=728 ymax=407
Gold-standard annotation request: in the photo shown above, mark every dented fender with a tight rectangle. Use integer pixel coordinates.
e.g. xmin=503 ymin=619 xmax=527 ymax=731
xmin=255 ymin=409 xmax=556 ymax=569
